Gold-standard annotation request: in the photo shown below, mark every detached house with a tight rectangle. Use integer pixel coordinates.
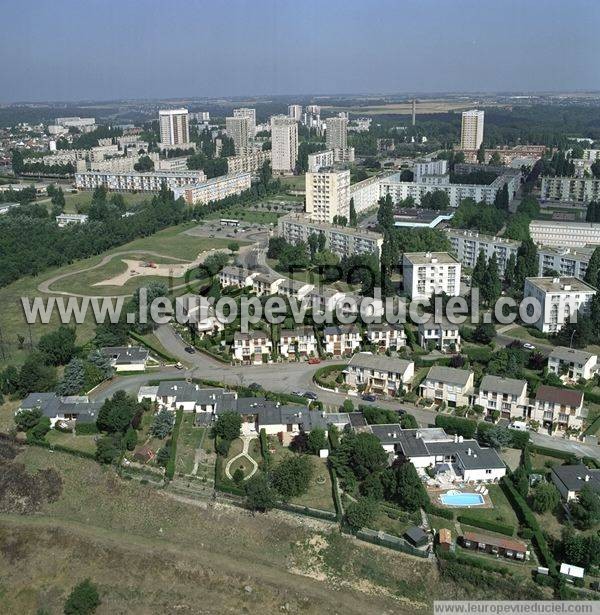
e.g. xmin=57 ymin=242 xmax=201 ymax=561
xmin=474 ymin=375 xmax=529 ymax=420
xmin=252 ymin=273 xmax=285 ymax=296
xmin=219 ymin=265 xmax=258 ymax=289
xmin=548 ymin=347 xmax=598 ymax=383
xmin=420 ymin=366 xmax=474 ymax=408
xmin=366 ymin=323 xmax=407 ymax=351
xmin=344 ymin=352 xmax=414 ymax=396
xmin=100 ymin=346 xmax=149 ymax=372
xmin=418 ymin=316 xmax=461 ymax=353
xmin=277 ymin=278 xmax=314 ymax=301
xmin=279 ymin=326 xmax=318 ymax=359
xmin=233 ymin=330 xmax=273 ymax=364
xmin=323 ymin=324 xmax=361 ymax=356
xmin=530 ymin=385 xmax=586 ymax=433
xmin=551 ymin=463 xmax=600 ymax=502
xmin=17 ymin=393 xmax=100 ymax=428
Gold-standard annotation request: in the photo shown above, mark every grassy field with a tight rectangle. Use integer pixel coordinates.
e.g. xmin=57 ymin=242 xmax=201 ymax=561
xmin=0 ymin=446 xmax=447 ymax=613
xmin=321 ymin=100 xmax=503 ymax=116
xmin=175 ymin=414 xmax=205 ymax=475
xmin=0 ymin=222 xmax=242 ymax=369
xmin=62 ymin=190 xmax=151 ymax=214
xmin=205 ymin=207 xmax=283 ymax=226
xmin=45 ymin=430 xmax=97 ymax=454
xmin=278 ymin=174 xmax=306 ymax=191
xmin=456 ymin=484 xmax=519 ymax=533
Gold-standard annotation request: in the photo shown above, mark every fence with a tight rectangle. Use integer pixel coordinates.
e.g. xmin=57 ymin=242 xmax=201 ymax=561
xmin=356 ymin=528 xmax=429 ymax=558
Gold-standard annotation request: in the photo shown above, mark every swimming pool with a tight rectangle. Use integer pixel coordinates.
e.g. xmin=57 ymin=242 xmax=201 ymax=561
xmin=440 ymin=490 xmax=485 ymax=507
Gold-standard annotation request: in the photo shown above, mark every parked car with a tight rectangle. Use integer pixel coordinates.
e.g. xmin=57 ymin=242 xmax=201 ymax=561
xmin=175 ymin=362 xmax=184 ymax=370
xmin=523 ymin=343 xmax=536 ymax=350
xmin=184 ymin=346 xmax=196 ymax=354
xmin=303 ymin=391 xmax=318 ymax=400
xmin=361 ymin=394 xmax=377 ymax=402
xmin=308 ymin=357 xmax=321 ymax=364
xmin=292 ymin=390 xmax=304 ymax=397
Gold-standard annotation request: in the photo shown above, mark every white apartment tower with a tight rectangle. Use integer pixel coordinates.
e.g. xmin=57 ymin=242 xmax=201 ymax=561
xmin=159 ymin=109 xmax=190 ymax=147
xmin=288 ymin=105 xmax=303 ymax=122
xmin=226 ymin=116 xmax=250 ymax=154
xmin=326 ymin=116 xmax=348 ymax=150
xmin=271 ymin=115 xmax=298 ymax=175
xmin=460 ymin=110 xmax=485 ymax=150
xmin=305 ymin=169 xmax=351 ymax=223
xmin=233 ymin=108 xmax=256 ymax=138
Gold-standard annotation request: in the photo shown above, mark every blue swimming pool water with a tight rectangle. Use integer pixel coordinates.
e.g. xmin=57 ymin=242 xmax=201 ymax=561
xmin=440 ymin=491 xmax=485 ymax=507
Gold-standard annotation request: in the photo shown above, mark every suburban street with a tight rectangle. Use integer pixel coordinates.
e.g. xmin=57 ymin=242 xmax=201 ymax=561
xmin=90 ymin=323 xmax=600 ymax=460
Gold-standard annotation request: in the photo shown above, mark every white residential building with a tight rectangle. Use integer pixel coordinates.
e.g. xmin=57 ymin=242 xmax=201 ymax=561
xmin=251 ymin=273 xmax=285 ymax=296
xmin=326 ymin=116 xmax=348 ymax=150
xmin=402 ymin=252 xmax=461 ymax=300
xmin=366 ymin=323 xmax=407 ymax=351
xmin=474 ymin=375 xmax=529 ymax=420
xmin=288 ymin=105 xmax=302 ymax=122
xmin=155 ymin=156 xmax=189 ymax=172
xmin=56 ymin=213 xmax=88 ymax=227
xmin=323 ymin=325 xmax=361 ymax=356
xmin=349 ymin=174 xmax=386 ymax=214
xmin=540 ymin=177 xmax=600 ymax=204
xmin=276 ymin=278 xmax=315 ymax=302
xmin=159 ymin=109 xmax=190 ymax=147
xmin=75 ymin=169 xmax=205 ymax=193
xmin=270 ymin=115 xmax=298 ymax=174
xmin=305 ymin=168 xmax=351 ymax=223
xmin=413 ymin=159 xmax=448 ymax=182
xmin=547 ymin=347 xmax=598 ymax=383
xmin=529 ymin=220 xmax=600 ymax=249
xmin=233 ymin=330 xmax=272 ymax=364
xmin=530 ymin=385 xmax=586 ymax=433
xmin=418 ymin=316 xmax=461 ymax=352
xmin=537 ymin=246 xmax=593 ymax=279
xmin=219 ymin=266 xmax=258 ymax=289
xmin=307 ymin=150 xmax=335 ymax=173
xmin=226 ymin=116 xmax=250 ymax=154
xmin=460 ymin=110 xmax=485 ymax=150
xmin=101 ymin=346 xmax=150 ymax=372
xmin=278 ymin=212 xmax=383 ymax=259
xmin=173 ymin=173 xmax=252 ymax=205
xmin=446 ymin=229 xmax=520 ymax=275
xmin=523 ymin=276 xmax=597 ymax=333
xmin=420 ymin=366 xmax=475 ymax=408
xmin=279 ymin=326 xmax=318 ymax=359
xmin=344 ymin=353 xmax=414 ymax=396
xmin=226 ymin=150 xmax=270 ymax=175
xmin=233 ymin=108 xmax=256 ymax=138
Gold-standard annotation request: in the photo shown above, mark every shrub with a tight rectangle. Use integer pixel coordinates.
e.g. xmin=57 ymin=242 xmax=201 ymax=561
xmin=63 ymin=578 xmax=100 ymax=615
xmin=457 ymin=514 xmax=515 ymax=536
xmin=345 ymin=497 xmax=377 ymax=532
xmin=75 ymin=422 xmax=98 ymax=435
xmin=435 ymin=415 xmax=477 ymax=439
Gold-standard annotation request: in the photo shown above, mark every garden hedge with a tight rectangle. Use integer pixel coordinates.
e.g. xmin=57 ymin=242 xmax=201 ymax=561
xmin=457 ymin=514 xmax=515 ymax=537
xmin=434 ymin=415 xmax=477 ymax=439
xmin=165 ymin=408 xmax=183 ymax=480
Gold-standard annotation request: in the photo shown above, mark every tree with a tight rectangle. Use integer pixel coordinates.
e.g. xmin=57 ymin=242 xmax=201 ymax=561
xmin=131 ymin=281 xmax=169 ymax=334
xmin=478 ymin=425 xmax=512 ymax=449
xmin=18 ymin=353 xmax=57 ymax=396
xmin=381 ymin=461 xmax=428 ymax=511
xmin=15 ymin=407 xmax=43 ymax=432
xmin=95 ymin=434 xmax=122 ymax=464
xmin=489 ymin=151 xmax=502 ymax=165
xmin=124 ymin=427 xmax=138 ymax=451
xmin=330 ymin=432 xmax=388 ymax=481
xmin=96 ymin=390 xmax=138 ymax=434
xmin=134 ymin=155 xmax=155 ymax=172
xmin=245 ymin=473 xmax=275 ymax=512
xmin=56 ymin=357 xmax=85 ymax=396
xmin=349 ymin=197 xmax=357 ymax=227
xmin=473 ymin=323 xmax=495 ymax=345
xmin=481 ymin=253 xmax=501 ymax=306
xmin=531 ymin=483 xmax=560 ymax=514
xmin=63 ymin=579 xmax=100 ymax=615
xmin=512 ymin=466 xmax=529 ymax=498
xmin=38 ymin=326 xmax=76 ymax=366
xmin=477 ymin=143 xmax=486 ymax=164
xmin=213 ymin=411 xmax=242 ymax=442
xmin=345 ymin=497 xmax=377 ymax=531
xmin=306 ymin=427 xmax=327 ymax=454
xmin=227 ymin=241 xmax=239 ymax=254
xmin=570 ymin=485 xmax=600 ymax=529
xmin=150 ymin=408 xmax=174 ymax=438
xmin=307 ymin=233 xmax=319 ymax=258
xmin=377 ymin=194 xmax=394 ymax=232
xmin=359 ymin=472 xmax=384 ymax=500
xmin=420 ymin=190 xmax=449 ymax=211
xmin=471 ymin=250 xmax=487 ymax=289
xmin=271 ymin=455 xmax=314 ymax=500
xmin=584 ymin=246 xmax=600 ymax=287
xmin=27 ymin=416 xmax=50 ymax=443
xmin=156 ymin=444 xmax=171 ymax=467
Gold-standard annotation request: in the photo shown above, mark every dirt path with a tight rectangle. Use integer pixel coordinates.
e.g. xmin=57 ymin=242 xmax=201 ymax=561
xmin=224 ymin=435 xmax=258 ymax=481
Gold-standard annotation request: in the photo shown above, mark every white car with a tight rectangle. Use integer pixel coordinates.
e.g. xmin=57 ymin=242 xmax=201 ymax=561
xmin=523 ymin=343 xmax=536 ymax=350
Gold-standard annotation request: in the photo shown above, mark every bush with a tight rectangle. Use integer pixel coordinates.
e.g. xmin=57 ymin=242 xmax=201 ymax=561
xmin=63 ymin=578 xmax=100 ymax=614
xmin=345 ymin=497 xmax=377 ymax=532
xmin=424 ymin=502 xmax=455 ymax=520
xmin=457 ymin=514 xmax=515 ymax=536
xmin=434 ymin=415 xmax=477 ymax=439
xmin=75 ymin=422 xmax=98 ymax=435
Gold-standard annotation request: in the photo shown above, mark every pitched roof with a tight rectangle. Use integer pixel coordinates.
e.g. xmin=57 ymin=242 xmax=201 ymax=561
xmin=347 ymin=352 xmax=413 ymax=375
xmin=551 ymin=463 xmax=600 ymax=494
xmin=549 ymin=346 xmax=597 ymax=365
xmin=463 ymin=531 xmax=527 ymax=553
xmin=535 ymin=385 xmax=584 ymax=407
xmin=479 ymin=375 xmax=527 ymax=397
xmin=425 ymin=366 xmax=473 ymax=387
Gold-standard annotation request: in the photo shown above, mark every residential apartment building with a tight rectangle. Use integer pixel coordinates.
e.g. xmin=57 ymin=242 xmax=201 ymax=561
xmin=349 ymin=174 xmax=388 ymax=214
xmin=173 ymin=173 xmax=252 ymax=205
xmin=366 ymin=323 xmax=407 ymax=351
xmin=418 ymin=316 xmax=461 ymax=352
xmin=276 ymin=278 xmax=314 ymax=302
xmin=226 ymin=150 xmax=270 ymax=175
xmin=270 ymin=115 xmax=298 ymax=174
xmin=474 ymin=375 xmax=528 ymax=420
xmin=326 ymin=116 xmax=348 ymax=150
xmin=155 ymin=156 xmax=189 ymax=172
xmin=460 ymin=110 xmax=485 ymax=150
xmin=344 ymin=352 xmax=415 ymax=396
xmin=420 ymin=366 xmax=475 ymax=408
xmin=56 ymin=213 xmax=88 ymax=227
xmin=278 ymin=326 xmax=317 ymax=359
xmin=305 ymin=168 xmax=351 ymax=223
xmin=446 ymin=229 xmax=519 ymax=275
xmin=307 ymin=150 xmax=335 ymax=173
xmin=402 ymin=252 xmax=461 ymax=300
xmin=278 ymin=212 xmax=383 ymax=259
xmin=323 ymin=325 xmax=361 ymax=356
xmin=75 ymin=169 xmax=206 ymax=193
xmin=530 ymin=385 xmax=586 ymax=433
xmin=547 ymin=347 xmax=598 ymax=383
xmin=523 ymin=276 xmax=597 ymax=333
xmin=159 ymin=109 xmax=190 ymax=147
xmin=540 ymin=177 xmax=600 ymax=204
xmin=226 ymin=116 xmax=250 ymax=153
xmin=233 ymin=331 xmax=273 ymax=365
xmin=288 ymin=105 xmax=302 ymax=122
xmin=537 ymin=246 xmax=593 ymax=278
xmin=529 ymin=220 xmax=600 ymax=249
xmin=251 ymin=273 xmax=284 ymax=296
xmin=233 ymin=108 xmax=256 ymax=138
xmin=413 ymin=159 xmax=448 ymax=182
xmin=219 ymin=266 xmax=258 ymax=289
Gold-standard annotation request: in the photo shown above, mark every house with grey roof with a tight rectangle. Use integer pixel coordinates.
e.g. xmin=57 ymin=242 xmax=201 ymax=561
xmin=551 ymin=463 xmax=600 ymax=502
xmin=530 ymin=385 xmax=586 ymax=433
xmin=366 ymin=322 xmax=407 ymax=351
xmin=548 ymin=346 xmax=598 ymax=383
xmin=101 ymin=346 xmax=149 ymax=372
xmin=419 ymin=366 xmax=474 ymax=407
xmin=277 ymin=278 xmax=314 ymax=301
xmin=418 ymin=316 xmax=461 ymax=353
xmin=17 ymin=393 xmax=100 ymax=427
xmin=344 ymin=352 xmax=415 ymax=396
xmin=368 ymin=426 xmax=506 ymax=482
xmin=233 ymin=330 xmax=273 ymax=364
xmin=251 ymin=273 xmax=284 ymax=296
xmin=154 ymin=381 xmax=236 ymax=413
xmin=323 ymin=324 xmax=361 ymax=356
xmin=219 ymin=265 xmax=258 ymax=289
xmin=279 ymin=326 xmax=318 ymax=359
xmin=474 ymin=375 xmax=528 ymax=421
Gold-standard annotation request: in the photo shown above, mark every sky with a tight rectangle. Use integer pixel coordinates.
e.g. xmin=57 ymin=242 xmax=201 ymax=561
xmin=1 ymin=0 xmax=599 ymax=103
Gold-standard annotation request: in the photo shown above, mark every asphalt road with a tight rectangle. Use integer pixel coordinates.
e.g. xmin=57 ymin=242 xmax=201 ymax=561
xmin=91 ymin=324 xmax=600 ymax=460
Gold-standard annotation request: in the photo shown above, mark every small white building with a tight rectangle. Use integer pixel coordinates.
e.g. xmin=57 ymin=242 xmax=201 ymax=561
xmin=100 ymin=346 xmax=149 ymax=372
xmin=344 ymin=352 xmax=414 ymax=396
xmin=366 ymin=323 xmax=407 ymax=351
xmin=219 ymin=265 xmax=258 ymax=289
xmin=547 ymin=346 xmax=598 ymax=383
xmin=530 ymin=385 xmax=586 ymax=434
xmin=251 ymin=273 xmax=285 ymax=296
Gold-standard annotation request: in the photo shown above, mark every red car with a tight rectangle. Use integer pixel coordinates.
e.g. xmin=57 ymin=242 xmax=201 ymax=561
xmin=308 ymin=357 xmax=321 ymax=364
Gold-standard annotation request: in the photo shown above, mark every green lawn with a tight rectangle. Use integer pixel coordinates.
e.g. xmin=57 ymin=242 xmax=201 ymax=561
xmin=289 ymin=456 xmax=335 ymax=512
xmin=456 ymin=484 xmax=519 ymax=533
xmin=278 ymin=174 xmax=306 ymax=191
xmin=175 ymin=415 xmax=206 ymax=475
xmin=205 ymin=208 xmax=283 ymax=226
xmin=45 ymin=429 xmax=98 ymax=455
xmin=62 ymin=190 xmax=151 ymax=214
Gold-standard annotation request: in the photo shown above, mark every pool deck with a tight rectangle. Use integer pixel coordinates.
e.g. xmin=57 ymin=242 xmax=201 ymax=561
xmin=427 ymin=486 xmax=493 ymax=509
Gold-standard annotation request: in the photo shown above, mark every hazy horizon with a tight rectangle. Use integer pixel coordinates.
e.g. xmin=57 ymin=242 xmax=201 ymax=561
xmin=1 ymin=0 xmax=599 ymax=103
